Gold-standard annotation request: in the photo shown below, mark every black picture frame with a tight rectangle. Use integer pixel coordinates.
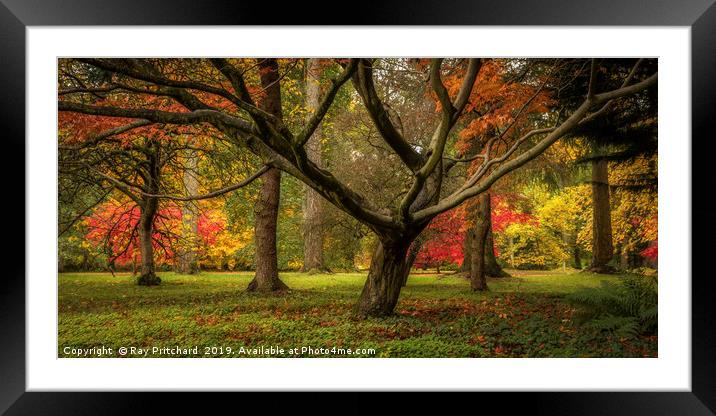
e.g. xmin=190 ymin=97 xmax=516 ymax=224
xmin=2 ymin=0 xmax=714 ymax=414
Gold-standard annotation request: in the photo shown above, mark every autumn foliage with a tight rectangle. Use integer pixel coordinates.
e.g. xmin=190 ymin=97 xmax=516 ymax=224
xmin=413 ymin=209 xmax=465 ymax=269
xmin=58 ymin=58 xmax=658 ymax=274
xmin=83 ymin=199 xmax=230 ymax=269
xmin=414 ymin=194 xmax=535 ymax=269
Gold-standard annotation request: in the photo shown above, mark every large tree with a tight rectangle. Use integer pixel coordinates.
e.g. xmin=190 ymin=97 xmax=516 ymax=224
xmin=559 ymin=59 xmax=657 ymax=273
xmin=57 ymin=60 xmax=268 ymax=284
xmin=175 ymin=149 xmax=200 ymax=274
xmin=300 ymin=58 xmax=328 ymax=273
xmin=246 ymin=59 xmax=289 ymax=291
xmin=59 ymin=125 xmax=201 ymax=285
xmin=58 ymin=57 xmax=657 ymax=316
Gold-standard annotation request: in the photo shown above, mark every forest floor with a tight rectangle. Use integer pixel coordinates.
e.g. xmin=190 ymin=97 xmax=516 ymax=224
xmin=58 ymin=270 xmax=657 ymax=358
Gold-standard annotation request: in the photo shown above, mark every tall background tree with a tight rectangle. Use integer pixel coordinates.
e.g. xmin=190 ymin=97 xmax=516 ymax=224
xmin=559 ymin=58 xmax=657 ymax=273
xmin=246 ymin=59 xmax=289 ymax=291
xmin=175 ymin=149 xmax=200 ymax=274
xmin=301 ymin=58 xmax=329 ymax=273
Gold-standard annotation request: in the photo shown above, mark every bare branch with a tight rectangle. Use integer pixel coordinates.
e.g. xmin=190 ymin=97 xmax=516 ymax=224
xmin=413 ymin=67 xmax=658 ymax=222
xmin=297 ymin=59 xmax=358 ymax=146
xmin=140 ymin=165 xmax=269 ymax=201
xmin=79 ymin=58 xmax=239 ymax=106
xmin=58 ymin=86 xmax=121 ymax=96
xmin=58 ymin=101 xmax=254 ymax=134
xmin=398 ymin=59 xmax=482 ymax=221
xmin=208 ymin=58 xmax=257 ymax=105
xmin=452 ymin=58 xmax=482 ymax=119
xmin=59 ymin=120 xmax=152 ymax=150
xmin=58 ymin=187 xmax=113 ymax=237
xmin=430 ymin=58 xmax=454 ymax=119
xmin=85 ymin=166 xmax=143 ymax=204
xmin=352 ymin=59 xmax=423 ymax=171
xmin=580 ymin=59 xmax=650 ymax=124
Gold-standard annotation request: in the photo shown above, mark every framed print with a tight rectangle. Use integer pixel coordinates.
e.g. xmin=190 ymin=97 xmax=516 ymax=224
xmin=2 ymin=0 xmax=715 ymax=413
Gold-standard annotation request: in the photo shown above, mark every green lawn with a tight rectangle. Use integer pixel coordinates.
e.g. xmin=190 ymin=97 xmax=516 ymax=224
xmin=58 ymin=270 xmax=657 ymax=358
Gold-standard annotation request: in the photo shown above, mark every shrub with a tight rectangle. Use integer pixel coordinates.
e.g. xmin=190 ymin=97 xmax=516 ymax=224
xmin=498 ymin=222 xmax=569 ymax=270
xmin=565 ymin=274 xmax=657 ymax=339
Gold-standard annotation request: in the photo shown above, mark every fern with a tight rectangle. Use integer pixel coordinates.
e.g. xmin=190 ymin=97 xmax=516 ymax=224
xmin=566 ymin=274 xmax=657 ymax=339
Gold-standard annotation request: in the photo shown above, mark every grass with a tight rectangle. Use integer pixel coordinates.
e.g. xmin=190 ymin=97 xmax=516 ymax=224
xmin=58 ymin=270 xmax=657 ymax=358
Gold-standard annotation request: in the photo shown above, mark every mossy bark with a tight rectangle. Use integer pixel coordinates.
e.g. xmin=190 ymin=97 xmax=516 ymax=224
xmin=247 ymin=59 xmax=289 ymax=292
xmin=137 ymin=197 xmax=161 ymax=286
xmin=469 ymin=193 xmax=490 ymax=291
xmin=589 ymin=157 xmax=615 ymax=274
xmin=300 ymin=58 xmax=328 ymax=274
xmin=355 ymin=241 xmax=409 ymax=317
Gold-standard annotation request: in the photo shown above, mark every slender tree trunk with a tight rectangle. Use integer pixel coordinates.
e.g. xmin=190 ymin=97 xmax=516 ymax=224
xmin=573 ymin=246 xmax=582 ymax=269
xmin=460 ymin=227 xmax=473 ymax=273
xmin=620 ymin=245 xmax=629 ymax=271
xmin=561 ymin=231 xmax=569 ymax=272
xmin=469 ymin=193 xmax=490 ymax=291
xmin=460 ymin=139 xmax=478 ymax=274
xmin=247 ymin=58 xmax=289 ymax=292
xmin=508 ymin=236 xmax=515 ymax=268
xmin=355 ymin=240 xmax=409 ymax=317
xmin=137 ymin=196 xmax=161 ymax=286
xmin=176 ymin=149 xmax=200 ymax=274
xmin=82 ymin=252 xmax=89 ymax=271
xmin=301 ymin=58 xmax=328 ymax=273
xmin=589 ymin=157 xmax=614 ymax=273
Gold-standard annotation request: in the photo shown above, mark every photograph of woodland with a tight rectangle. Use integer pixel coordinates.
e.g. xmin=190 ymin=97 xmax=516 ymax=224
xmin=58 ymin=58 xmax=658 ymax=358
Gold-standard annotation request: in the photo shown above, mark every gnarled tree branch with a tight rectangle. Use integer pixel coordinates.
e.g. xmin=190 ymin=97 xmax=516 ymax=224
xmin=352 ymin=58 xmax=423 ymax=171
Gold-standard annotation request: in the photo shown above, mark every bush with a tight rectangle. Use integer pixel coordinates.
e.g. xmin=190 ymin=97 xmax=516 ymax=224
xmin=566 ymin=274 xmax=657 ymax=339
xmin=498 ymin=222 xmax=568 ymax=270
xmin=439 ymin=262 xmax=460 ymax=272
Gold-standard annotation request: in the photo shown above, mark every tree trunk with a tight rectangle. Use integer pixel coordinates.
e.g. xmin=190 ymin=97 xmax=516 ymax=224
xmin=619 ymin=245 xmax=629 ymax=271
xmin=573 ymin=246 xmax=582 ymax=269
xmin=589 ymin=157 xmax=615 ymax=273
xmin=301 ymin=58 xmax=328 ymax=273
xmin=248 ymin=167 xmax=288 ymax=292
xmin=355 ymin=154 xmax=441 ymax=316
xmin=469 ymin=193 xmax=490 ymax=291
xmin=460 ymin=139 xmax=478 ymax=274
xmin=175 ymin=149 xmax=200 ymax=274
xmin=484 ymin=225 xmax=509 ymax=277
xmin=82 ymin=251 xmax=89 ymax=271
xmin=355 ymin=240 xmax=409 ymax=317
xmin=462 ymin=193 xmax=509 ymax=277
xmin=508 ymin=236 xmax=515 ymax=268
xmin=137 ymin=196 xmax=161 ymax=286
xmin=247 ymin=58 xmax=289 ymax=292
xmin=561 ymin=231 xmax=568 ymax=273
xmin=460 ymin=226 xmax=473 ymax=273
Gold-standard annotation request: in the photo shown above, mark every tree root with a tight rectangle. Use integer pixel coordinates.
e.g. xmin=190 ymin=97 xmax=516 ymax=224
xmin=246 ymin=277 xmax=290 ymax=292
xmin=137 ymin=273 xmax=161 ymax=286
